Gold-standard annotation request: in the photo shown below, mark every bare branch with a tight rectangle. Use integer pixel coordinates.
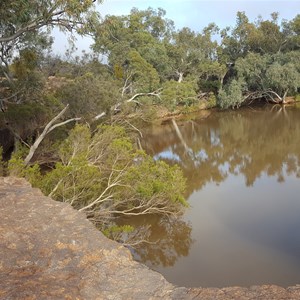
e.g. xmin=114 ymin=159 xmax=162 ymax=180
xmin=126 ymin=89 xmax=162 ymax=103
xmin=47 ymin=117 xmax=81 ymax=134
xmin=24 ymin=105 xmax=81 ymax=166
xmin=124 ymin=120 xmax=143 ymax=138
xmin=94 ymin=112 xmax=106 ymax=120
xmin=121 ymin=72 xmax=133 ymax=97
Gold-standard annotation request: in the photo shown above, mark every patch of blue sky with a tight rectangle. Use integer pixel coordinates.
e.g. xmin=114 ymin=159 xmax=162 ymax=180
xmin=153 ymin=148 xmax=181 ymax=161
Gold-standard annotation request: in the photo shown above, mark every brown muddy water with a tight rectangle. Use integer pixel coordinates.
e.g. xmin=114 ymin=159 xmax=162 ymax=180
xmin=135 ymin=105 xmax=300 ymax=288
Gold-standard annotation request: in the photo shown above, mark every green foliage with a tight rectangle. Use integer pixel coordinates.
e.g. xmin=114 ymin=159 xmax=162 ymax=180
xmin=127 ymin=50 xmax=160 ymax=93
xmin=197 ymin=61 xmax=226 ymax=93
xmin=266 ymin=62 xmax=300 ymax=95
xmin=235 ymin=52 xmax=300 ymax=100
xmin=94 ymin=7 xmax=173 ymax=61
xmin=0 ymin=103 xmax=49 ymax=140
xmin=56 ymin=72 xmax=120 ymax=119
xmin=126 ymin=158 xmax=187 ymax=207
xmin=254 ymin=19 xmax=285 ymax=53
xmin=218 ymin=79 xmax=245 ymax=109
xmin=235 ymin=52 xmax=270 ymax=91
xmin=198 ymin=79 xmax=221 ymax=94
xmin=58 ymin=124 xmax=92 ymax=164
xmin=166 ymin=26 xmax=220 ymax=82
xmin=11 ymin=49 xmax=38 ymax=77
xmin=8 ymin=147 xmax=41 ymax=187
xmin=43 ymin=53 xmax=112 ymax=79
xmin=25 ymin=8 xmax=300 ymax=112
xmin=0 ymin=0 xmax=101 ymax=103
xmin=138 ymin=40 xmax=171 ymax=81
xmin=206 ymin=93 xmax=217 ymax=108
xmin=220 ymin=11 xmax=287 ymax=61
xmin=0 ymin=0 xmax=101 ymax=42
xmin=5 ymin=48 xmax=47 ymax=103
xmin=161 ymin=80 xmax=198 ymax=110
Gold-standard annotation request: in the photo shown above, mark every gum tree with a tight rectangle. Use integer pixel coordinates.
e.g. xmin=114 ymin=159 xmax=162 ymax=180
xmin=0 ymin=0 xmax=101 ymax=104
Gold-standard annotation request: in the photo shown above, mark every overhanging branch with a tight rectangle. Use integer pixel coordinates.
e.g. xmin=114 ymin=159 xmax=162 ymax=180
xmin=24 ymin=105 xmax=81 ymax=166
xmin=126 ymin=89 xmax=162 ymax=103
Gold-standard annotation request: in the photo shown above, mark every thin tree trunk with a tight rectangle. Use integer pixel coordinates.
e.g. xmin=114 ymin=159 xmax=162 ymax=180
xmin=24 ymin=105 xmax=80 ymax=166
xmin=282 ymin=89 xmax=288 ymax=104
xmin=177 ymin=72 xmax=184 ymax=83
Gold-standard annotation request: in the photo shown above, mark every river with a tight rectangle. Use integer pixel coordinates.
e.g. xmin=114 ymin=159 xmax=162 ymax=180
xmin=134 ymin=104 xmax=300 ymax=288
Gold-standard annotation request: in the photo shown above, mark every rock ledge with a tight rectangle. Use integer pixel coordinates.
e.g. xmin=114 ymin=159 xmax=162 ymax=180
xmin=1 ymin=177 xmax=299 ymax=299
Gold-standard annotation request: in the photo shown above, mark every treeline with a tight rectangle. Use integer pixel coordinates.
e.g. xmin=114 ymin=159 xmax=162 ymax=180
xmin=1 ymin=4 xmax=299 ymax=119
xmin=93 ymin=9 xmax=300 ymax=110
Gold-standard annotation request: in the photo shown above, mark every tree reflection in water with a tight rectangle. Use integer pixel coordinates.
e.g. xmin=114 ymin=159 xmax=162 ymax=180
xmin=142 ymin=105 xmax=300 ymax=198
xmin=120 ymin=105 xmax=300 ymax=269
xmin=134 ymin=105 xmax=300 ymax=285
xmin=121 ymin=215 xmax=193 ymax=267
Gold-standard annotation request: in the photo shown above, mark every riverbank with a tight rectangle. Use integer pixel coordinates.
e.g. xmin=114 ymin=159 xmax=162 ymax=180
xmin=129 ymin=95 xmax=300 ymax=126
xmin=1 ymin=176 xmax=300 ymax=299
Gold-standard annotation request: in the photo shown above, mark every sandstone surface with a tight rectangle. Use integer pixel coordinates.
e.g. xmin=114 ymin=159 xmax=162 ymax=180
xmin=1 ymin=177 xmax=300 ymax=299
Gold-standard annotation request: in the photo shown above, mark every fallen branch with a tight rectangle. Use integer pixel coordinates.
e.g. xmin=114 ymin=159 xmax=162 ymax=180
xmin=94 ymin=112 xmax=106 ymax=120
xmin=24 ymin=105 xmax=81 ymax=166
xmin=93 ymin=88 xmax=164 ymax=120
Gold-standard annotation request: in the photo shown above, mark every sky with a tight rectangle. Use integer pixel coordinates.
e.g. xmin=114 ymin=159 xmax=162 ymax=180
xmin=52 ymin=0 xmax=300 ymax=55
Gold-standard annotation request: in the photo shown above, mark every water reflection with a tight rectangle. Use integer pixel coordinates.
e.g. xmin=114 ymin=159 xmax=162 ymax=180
xmin=139 ymin=105 xmax=300 ymax=287
xmin=135 ymin=217 xmax=193 ymax=267
xmin=123 ymin=215 xmax=193 ymax=267
xmin=142 ymin=105 xmax=300 ymax=196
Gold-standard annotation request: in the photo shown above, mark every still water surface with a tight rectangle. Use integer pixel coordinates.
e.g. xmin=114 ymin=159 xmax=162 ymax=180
xmin=137 ymin=105 xmax=300 ymax=288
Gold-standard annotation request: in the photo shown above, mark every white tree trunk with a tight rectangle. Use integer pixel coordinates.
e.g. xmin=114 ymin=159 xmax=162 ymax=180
xmin=24 ymin=105 xmax=80 ymax=166
xmin=177 ymin=72 xmax=184 ymax=83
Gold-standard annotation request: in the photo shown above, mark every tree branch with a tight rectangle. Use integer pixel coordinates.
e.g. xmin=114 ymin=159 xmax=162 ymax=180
xmin=126 ymin=89 xmax=162 ymax=103
xmin=24 ymin=105 xmax=80 ymax=166
xmin=0 ymin=10 xmax=66 ymax=44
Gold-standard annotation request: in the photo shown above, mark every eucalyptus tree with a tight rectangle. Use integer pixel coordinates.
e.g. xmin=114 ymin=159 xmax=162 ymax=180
xmin=197 ymin=24 xmax=227 ymax=93
xmin=161 ymin=80 xmax=198 ymax=109
xmin=218 ymin=51 xmax=300 ymax=108
xmin=282 ymin=14 xmax=300 ymax=51
xmin=0 ymin=0 xmax=101 ymax=104
xmin=166 ymin=24 xmax=221 ymax=84
xmin=218 ymin=12 xmax=300 ymax=108
xmin=93 ymin=7 xmax=174 ymax=82
xmin=125 ymin=50 xmax=160 ymax=94
xmin=219 ymin=11 xmax=289 ymax=61
xmin=220 ymin=12 xmax=255 ymax=62
xmin=166 ymin=27 xmax=201 ymax=82
xmin=247 ymin=13 xmax=287 ymax=54
xmin=56 ymin=72 xmax=120 ymax=120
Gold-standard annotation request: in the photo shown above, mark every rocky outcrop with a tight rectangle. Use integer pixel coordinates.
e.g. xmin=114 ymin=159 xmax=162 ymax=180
xmin=1 ymin=177 xmax=300 ymax=300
